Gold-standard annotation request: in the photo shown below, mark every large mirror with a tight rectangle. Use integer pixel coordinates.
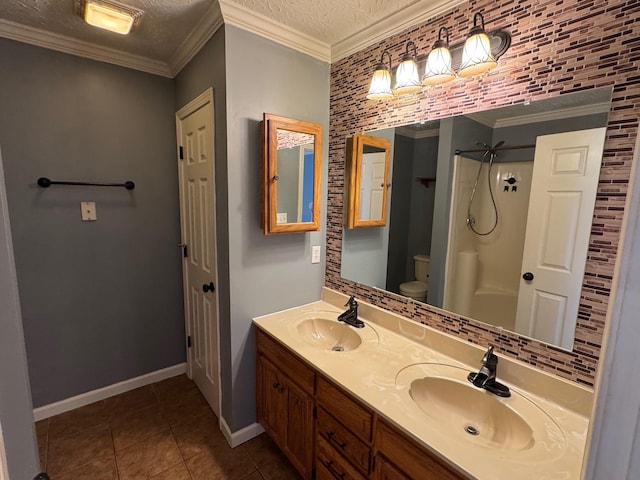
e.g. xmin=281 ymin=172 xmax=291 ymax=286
xmin=341 ymin=88 xmax=612 ymax=350
xmin=262 ymin=113 xmax=322 ymax=234
xmin=346 ymin=134 xmax=392 ymax=228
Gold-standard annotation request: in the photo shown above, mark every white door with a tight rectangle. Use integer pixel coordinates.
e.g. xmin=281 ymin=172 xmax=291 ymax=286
xmin=176 ymin=89 xmax=220 ymax=416
xmin=515 ymin=128 xmax=606 ymax=349
xmin=359 ymin=152 xmax=386 ymax=219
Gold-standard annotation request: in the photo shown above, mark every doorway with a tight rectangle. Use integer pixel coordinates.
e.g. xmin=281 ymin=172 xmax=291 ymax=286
xmin=175 ymin=89 xmax=220 ymax=416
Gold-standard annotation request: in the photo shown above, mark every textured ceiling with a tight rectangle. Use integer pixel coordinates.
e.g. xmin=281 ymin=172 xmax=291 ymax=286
xmin=0 ymin=0 xmax=451 ymax=74
xmin=0 ymin=0 xmax=215 ymax=60
xmin=228 ymin=0 xmax=421 ymax=45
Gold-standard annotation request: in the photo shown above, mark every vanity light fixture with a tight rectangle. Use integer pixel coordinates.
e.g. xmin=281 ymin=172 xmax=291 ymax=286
xmin=458 ymin=12 xmax=497 ymax=78
xmin=366 ymin=50 xmax=394 ymax=100
xmin=366 ymin=11 xmax=510 ymax=100
xmin=393 ymin=41 xmax=422 ymax=96
xmin=81 ymin=0 xmax=143 ymax=35
xmin=422 ymin=27 xmax=456 ymax=86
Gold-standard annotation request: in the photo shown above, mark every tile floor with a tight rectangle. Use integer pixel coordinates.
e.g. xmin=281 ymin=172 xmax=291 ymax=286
xmin=36 ymin=375 xmax=301 ymax=479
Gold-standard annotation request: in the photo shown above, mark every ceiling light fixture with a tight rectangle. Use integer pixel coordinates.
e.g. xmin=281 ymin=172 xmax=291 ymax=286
xmin=366 ymin=11 xmax=510 ymax=100
xmin=81 ymin=0 xmax=143 ymax=35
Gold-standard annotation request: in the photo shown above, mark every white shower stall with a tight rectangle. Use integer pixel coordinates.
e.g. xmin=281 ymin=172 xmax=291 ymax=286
xmin=444 ymin=155 xmax=533 ymax=330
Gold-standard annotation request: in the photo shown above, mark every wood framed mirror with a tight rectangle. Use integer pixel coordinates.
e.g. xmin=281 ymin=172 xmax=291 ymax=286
xmin=262 ymin=113 xmax=322 ymax=234
xmin=346 ymin=133 xmax=392 ymax=228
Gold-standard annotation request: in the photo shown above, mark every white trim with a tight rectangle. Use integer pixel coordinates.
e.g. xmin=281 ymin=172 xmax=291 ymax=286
xmin=220 ymin=417 xmax=265 ymax=448
xmin=175 ymin=88 xmax=222 ymax=419
xmin=395 ymin=126 xmax=440 ymax=139
xmin=32 ymin=363 xmax=186 ymax=421
xmin=218 ymin=0 xmax=330 ymax=63
xmin=331 ymin=0 xmax=465 ymax=62
xmin=467 ymin=102 xmax=612 ymax=129
xmin=0 ymin=18 xmax=172 ymax=77
xmin=168 ymin=2 xmax=225 ymax=77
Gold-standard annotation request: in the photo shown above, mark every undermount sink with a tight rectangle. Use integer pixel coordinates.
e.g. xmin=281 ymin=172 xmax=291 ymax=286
xmin=294 ymin=316 xmax=378 ymax=352
xmin=396 ymin=363 xmax=566 ymax=457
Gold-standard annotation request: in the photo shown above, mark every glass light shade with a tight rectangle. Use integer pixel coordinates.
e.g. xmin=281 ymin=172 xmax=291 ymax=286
xmin=458 ymin=30 xmax=497 ymax=78
xmin=393 ymin=58 xmax=421 ymax=95
xmin=422 ymin=45 xmax=456 ymax=86
xmin=84 ymin=1 xmax=135 ymax=35
xmin=367 ymin=67 xmax=393 ymax=100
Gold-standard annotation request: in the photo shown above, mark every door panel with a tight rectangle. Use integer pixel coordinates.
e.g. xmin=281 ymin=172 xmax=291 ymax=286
xmin=515 ymin=128 xmax=606 ymax=349
xmin=177 ymin=93 xmax=219 ymax=416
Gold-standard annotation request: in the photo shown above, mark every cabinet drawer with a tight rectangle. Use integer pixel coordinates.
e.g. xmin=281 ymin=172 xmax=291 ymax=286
xmin=257 ymin=329 xmax=315 ymax=394
xmin=316 ymin=435 xmax=367 ymax=480
xmin=317 ymin=407 xmax=370 ymax=475
xmin=376 ymin=420 xmax=467 ymax=480
xmin=317 ymin=376 xmax=373 ymax=442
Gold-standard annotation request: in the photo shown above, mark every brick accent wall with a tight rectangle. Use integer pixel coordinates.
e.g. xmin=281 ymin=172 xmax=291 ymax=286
xmin=326 ymin=0 xmax=640 ymax=387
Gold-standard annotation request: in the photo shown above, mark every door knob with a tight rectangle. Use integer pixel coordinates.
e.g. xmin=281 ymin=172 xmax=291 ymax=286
xmin=202 ymin=282 xmax=215 ymax=293
xmin=522 ymin=272 xmax=534 ymax=281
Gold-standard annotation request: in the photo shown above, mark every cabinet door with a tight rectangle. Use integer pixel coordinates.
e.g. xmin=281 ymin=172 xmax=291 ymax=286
xmin=257 ymin=356 xmax=286 ymax=444
xmin=285 ymin=380 xmax=314 ymax=478
xmin=373 ymin=455 xmax=410 ymax=480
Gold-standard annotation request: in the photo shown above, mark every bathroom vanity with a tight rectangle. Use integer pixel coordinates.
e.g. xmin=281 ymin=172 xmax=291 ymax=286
xmin=254 ymin=289 xmax=592 ymax=480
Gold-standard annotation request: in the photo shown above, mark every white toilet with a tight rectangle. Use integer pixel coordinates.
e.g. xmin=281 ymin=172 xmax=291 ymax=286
xmin=399 ymin=254 xmax=430 ymax=302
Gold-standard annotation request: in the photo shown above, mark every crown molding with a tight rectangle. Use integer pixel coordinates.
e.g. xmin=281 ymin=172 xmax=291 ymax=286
xmin=218 ymin=0 xmax=330 ymax=63
xmin=468 ymin=102 xmax=612 ymax=129
xmin=0 ymin=18 xmax=172 ymax=77
xmin=396 ymin=126 xmax=440 ymax=139
xmin=331 ymin=0 xmax=466 ymax=62
xmin=168 ymin=1 xmax=224 ymax=76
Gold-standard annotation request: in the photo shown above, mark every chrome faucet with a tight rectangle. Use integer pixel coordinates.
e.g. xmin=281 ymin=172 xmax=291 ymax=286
xmin=337 ymin=296 xmax=365 ymax=328
xmin=467 ymin=346 xmax=511 ymax=397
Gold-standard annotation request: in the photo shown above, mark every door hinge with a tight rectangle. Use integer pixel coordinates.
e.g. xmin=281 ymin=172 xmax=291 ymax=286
xmin=179 ymin=146 xmax=184 ymax=159
xmin=182 ymin=244 xmax=188 ymax=258
xmin=187 ymin=336 xmax=192 ymax=348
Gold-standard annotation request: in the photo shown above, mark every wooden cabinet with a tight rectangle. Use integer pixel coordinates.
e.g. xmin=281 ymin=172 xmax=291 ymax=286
xmin=255 ymin=327 xmax=468 ymax=480
xmin=256 ymin=330 xmax=314 ymax=479
xmin=375 ymin=420 xmax=465 ymax=480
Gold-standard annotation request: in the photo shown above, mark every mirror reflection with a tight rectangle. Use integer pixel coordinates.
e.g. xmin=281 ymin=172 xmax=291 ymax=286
xmin=341 ymin=88 xmax=612 ymax=350
xmin=275 ymin=129 xmax=315 ymax=224
xmin=346 ymin=134 xmax=392 ymax=228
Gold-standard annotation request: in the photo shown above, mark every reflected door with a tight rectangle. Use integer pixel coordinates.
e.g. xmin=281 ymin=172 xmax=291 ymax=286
xmin=515 ymin=128 xmax=606 ymax=349
xmin=177 ymin=95 xmax=220 ymax=416
xmin=360 ymin=151 xmax=387 ymax=219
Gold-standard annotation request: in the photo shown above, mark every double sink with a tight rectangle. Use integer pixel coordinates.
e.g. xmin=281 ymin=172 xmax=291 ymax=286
xmin=292 ymin=313 xmax=566 ymax=460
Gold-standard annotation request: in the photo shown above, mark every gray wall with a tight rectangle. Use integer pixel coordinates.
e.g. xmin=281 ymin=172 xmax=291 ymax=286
xmin=0 ymin=38 xmax=185 ymax=407
xmin=0 ymin=148 xmax=40 ymax=480
xmin=177 ymin=25 xmax=329 ymax=431
xmin=224 ymin=25 xmax=329 ymax=431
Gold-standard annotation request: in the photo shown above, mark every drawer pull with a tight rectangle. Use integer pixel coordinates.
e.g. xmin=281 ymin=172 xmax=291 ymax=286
xmin=324 ymin=460 xmax=346 ymax=480
xmin=272 ymin=382 xmax=285 ymax=393
xmin=327 ymin=431 xmax=347 ymax=450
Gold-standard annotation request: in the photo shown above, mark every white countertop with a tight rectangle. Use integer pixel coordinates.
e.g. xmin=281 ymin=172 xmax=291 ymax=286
xmin=253 ymin=289 xmax=591 ymax=480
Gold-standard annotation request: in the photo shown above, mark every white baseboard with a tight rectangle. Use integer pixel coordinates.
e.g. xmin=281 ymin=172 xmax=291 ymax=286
xmin=220 ymin=416 xmax=265 ymax=448
xmin=33 ymin=363 xmax=187 ymax=421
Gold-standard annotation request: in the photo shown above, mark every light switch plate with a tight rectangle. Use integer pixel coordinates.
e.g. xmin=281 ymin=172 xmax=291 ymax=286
xmin=311 ymin=245 xmax=321 ymax=264
xmin=81 ymin=202 xmax=97 ymax=221
xmin=276 ymin=212 xmax=287 ymax=224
